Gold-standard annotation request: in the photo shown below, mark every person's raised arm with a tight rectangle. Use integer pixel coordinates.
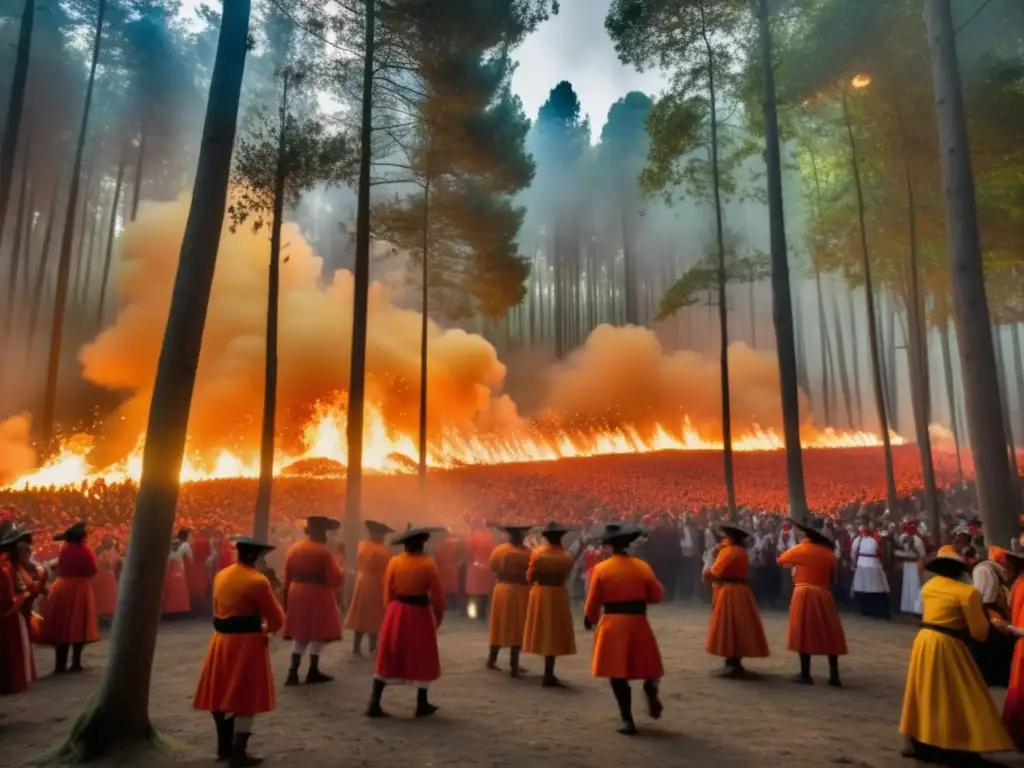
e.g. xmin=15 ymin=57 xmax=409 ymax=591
xmin=645 ymin=562 xmax=666 ymax=605
xmin=963 ymin=588 xmax=991 ymax=643
xmin=256 ymin=577 xmax=285 ymax=634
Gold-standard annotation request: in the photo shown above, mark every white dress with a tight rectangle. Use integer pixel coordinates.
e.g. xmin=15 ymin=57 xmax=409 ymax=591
xmin=851 ymin=535 xmax=889 ymax=594
xmin=896 ymin=535 xmax=924 ymax=614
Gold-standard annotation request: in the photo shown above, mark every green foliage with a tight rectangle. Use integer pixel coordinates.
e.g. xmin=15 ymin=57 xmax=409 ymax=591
xmin=656 ymin=243 xmax=771 ymax=321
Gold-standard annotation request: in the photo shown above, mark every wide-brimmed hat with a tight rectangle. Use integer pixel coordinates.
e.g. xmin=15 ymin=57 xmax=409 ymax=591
xmin=717 ymin=524 xmax=750 ymax=543
xmin=364 ymin=520 xmax=395 ymax=536
xmin=599 ymin=523 xmax=646 ymax=546
xmin=54 ymin=522 xmax=87 ymax=542
xmin=306 ymin=516 xmax=341 ymax=532
xmin=924 ymin=553 xmax=969 ymax=579
xmin=539 ymin=521 xmax=574 ymax=539
xmin=494 ymin=523 xmax=533 ymax=535
xmin=232 ymin=536 xmax=276 ymax=554
xmin=392 ymin=524 xmax=442 ymax=546
xmin=0 ymin=526 xmax=32 ymax=551
xmin=793 ymin=520 xmax=834 ymax=550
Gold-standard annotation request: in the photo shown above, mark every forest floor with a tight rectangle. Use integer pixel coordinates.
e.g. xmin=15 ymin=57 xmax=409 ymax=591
xmin=4 ymin=604 xmax=1024 ymax=768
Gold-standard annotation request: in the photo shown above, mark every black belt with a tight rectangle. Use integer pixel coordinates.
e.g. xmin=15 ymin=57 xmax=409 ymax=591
xmin=533 ymin=576 xmax=566 ymax=587
xmin=497 ymin=577 xmax=529 ymax=586
xmin=396 ymin=594 xmax=429 ymax=607
xmin=290 ymin=572 xmax=327 ymax=584
xmin=603 ymin=601 xmax=646 ymax=615
xmin=921 ymin=622 xmax=970 ymax=643
xmin=213 ymin=615 xmax=263 ymax=634
xmin=712 ymin=577 xmax=748 ymax=585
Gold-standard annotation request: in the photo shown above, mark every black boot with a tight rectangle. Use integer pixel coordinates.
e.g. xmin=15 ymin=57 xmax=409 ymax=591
xmin=642 ymin=679 xmax=663 ymax=720
xmin=353 ymin=632 xmax=364 ymax=656
xmin=212 ymin=713 xmax=232 ymax=761
xmin=486 ymin=645 xmax=501 ymax=670
xmin=366 ymin=678 xmax=389 ymax=718
xmin=510 ymin=647 xmax=526 ymax=678
xmin=306 ymin=655 xmax=333 ymax=684
xmin=70 ymin=643 xmax=85 ymax=672
xmin=229 ymin=732 xmax=262 ymax=767
xmin=542 ymin=656 xmax=566 ymax=688
xmin=828 ymin=655 xmax=842 ymax=687
xmin=415 ymin=687 xmax=438 ymax=718
xmin=54 ymin=645 xmax=69 ymax=674
xmin=793 ymin=652 xmax=813 ymax=685
xmin=285 ymin=653 xmax=301 ymax=686
xmin=610 ymin=679 xmax=637 ymax=735
xmin=718 ymin=657 xmax=746 ymax=679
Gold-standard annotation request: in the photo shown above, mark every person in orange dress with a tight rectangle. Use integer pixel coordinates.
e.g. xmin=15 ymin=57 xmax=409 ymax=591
xmin=486 ymin=524 xmax=533 ymax=677
xmin=11 ymin=529 xmax=47 ymax=650
xmin=41 ymin=522 xmax=99 ymax=674
xmin=194 ymin=536 xmax=284 ymax=766
xmin=584 ymin=524 xmax=664 ymax=735
xmin=92 ymin=543 xmax=119 ymax=622
xmin=1 ymin=526 xmax=37 ymax=695
xmin=777 ymin=520 xmax=847 ymax=687
xmin=466 ymin=520 xmax=495 ymax=620
xmin=1002 ymin=550 xmax=1024 ymax=748
xmin=434 ymin=530 xmax=462 ymax=611
xmin=283 ymin=516 xmax=345 ymax=686
xmin=522 ymin=521 xmax=577 ymax=688
xmin=367 ymin=525 xmax=446 ymax=719
xmin=703 ymin=523 xmax=769 ymax=679
xmin=345 ymin=519 xmax=394 ymax=655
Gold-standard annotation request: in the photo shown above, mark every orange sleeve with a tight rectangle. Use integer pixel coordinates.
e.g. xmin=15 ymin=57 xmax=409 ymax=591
xmin=256 ymin=576 xmax=285 ymax=633
xmin=583 ymin=566 xmax=603 ymax=623
xmin=489 ymin=545 xmax=504 ymax=575
xmin=526 ymin=549 xmax=540 ymax=583
xmin=383 ymin=556 xmax=398 ymax=605
xmin=777 ymin=545 xmax=799 ymax=567
xmin=709 ymin=545 xmax=738 ymax=578
xmin=283 ymin=546 xmax=295 ymax=583
xmin=324 ymin=549 xmax=345 ymax=591
xmin=428 ymin=563 xmax=446 ymax=627
xmin=645 ymin=563 xmax=665 ymax=605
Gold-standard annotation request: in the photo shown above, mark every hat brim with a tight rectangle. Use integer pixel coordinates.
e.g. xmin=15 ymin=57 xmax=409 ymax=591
xmin=924 ymin=556 xmax=969 ymax=579
xmin=392 ymin=527 xmax=443 ymax=545
xmin=718 ymin=525 xmax=750 ymax=542
xmin=793 ymin=522 xmax=834 ymax=549
xmin=307 ymin=517 xmax=342 ymax=532
xmin=365 ymin=521 xmax=395 ymax=535
xmin=232 ymin=537 xmax=276 ymax=552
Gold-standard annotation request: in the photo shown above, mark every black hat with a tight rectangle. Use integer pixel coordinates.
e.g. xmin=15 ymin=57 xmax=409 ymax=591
xmin=365 ymin=520 xmax=395 ymax=536
xmin=306 ymin=516 xmax=341 ymax=532
xmin=924 ymin=553 xmax=969 ymax=580
xmin=717 ymin=524 xmax=750 ymax=543
xmin=793 ymin=520 xmax=834 ymax=550
xmin=232 ymin=536 xmax=276 ymax=554
xmin=54 ymin=522 xmax=87 ymax=542
xmin=497 ymin=523 xmax=533 ymax=535
xmin=540 ymin=521 xmax=574 ymax=539
xmin=392 ymin=524 xmax=442 ymax=546
xmin=599 ymin=523 xmax=645 ymax=546
xmin=0 ymin=526 xmax=31 ymax=551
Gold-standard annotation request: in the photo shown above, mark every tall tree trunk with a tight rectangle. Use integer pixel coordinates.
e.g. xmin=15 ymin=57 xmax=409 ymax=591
xmin=253 ymin=74 xmax=290 ymax=542
xmin=71 ymin=173 xmax=96 ymax=308
xmin=553 ymin=223 xmax=564 ymax=358
xmin=993 ymin=325 xmax=1022 ymax=511
xmin=58 ymin=0 xmax=252 ymax=758
xmin=848 ymin=291 xmax=863 ymax=427
xmin=925 ymin=0 xmax=1020 ymax=541
xmin=343 ymin=0 xmax=376 ymax=595
xmin=841 ymin=86 xmax=899 ymax=516
xmin=937 ymin=318 xmax=964 ymax=481
xmin=701 ymin=4 xmax=735 ymax=516
xmin=4 ymin=135 xmax=31 ymax=338
xmin=758 ymin=0 xmax=808 ymax=520
xmin=622 ymin=202 xmax=637 ymax=325
xmin=131 ymin=125 xmax=148 ymax=222
xmin=418 ymin=176 xmax=430 ymax=502
xmin=97 ymin=143 xmax=128 ymax=324
xmin=0 ymin=0 xmax=34 ymax=248
xmin=40 ymin=0 xmax=106 ymax=451
xmin=26 ymin=177 xmax=59 ymax=363
xmin=1012 ymin=323 xmax=1024 ymax=445
xmin=831 ymin=299 xmax=854 ymax=427
xmin=795 ymin=293 xmax=810 ymax=395
xmin=885 ymin=294 xmax=899 ymax=429
xmin=815 ymin=269 xmax=832 ymax=425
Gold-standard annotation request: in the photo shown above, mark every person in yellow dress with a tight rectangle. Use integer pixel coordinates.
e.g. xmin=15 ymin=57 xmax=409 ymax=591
xmin=522 ymin=521 xmax=577 ymax=688
xmin=899 ymin=552 xmax=1013 ymax=765
xmin=486 ymin=524 xmax=533 ymax=678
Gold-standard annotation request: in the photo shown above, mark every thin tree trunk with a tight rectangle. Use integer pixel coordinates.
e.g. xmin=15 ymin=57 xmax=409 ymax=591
xmin=79 ymin=191 xmax=103 ymax=308
xmin=622 ymin=202 xmax=637 ymax=325
xmin=253 ymin=73 xmax=290 ymax=542
xmin=26 ymin=177 xmax=59 ymax=363
xmin=1012 ymin=323 xmax=1024 ymax=445
xmin=815 ymin=269 xmax=832 ymax=425
xmin=0 ymin=0 xmax=34 ymax=248
xmin=758 ymin=0 xmax=808 ymax=519
xmin=748 ymin=272 xmax=756 ymax=349
xmin=40 ymin=0 xmax=106 ymax=451
xmin=848 ymin=291 xmax=863 ymax=427
xmin=343 ymin=0 xmax=376 ymax=595
xmin=418 ymin=175 xmax=430 ymax=502
xmin=97 ymin=143 xmax=128 ymax=325
xmin=59 ymin=0 xmax=252 ymax=758
xmin=937 ymin=318 xmax=964 ymax=481
xmin=831 ymin=299 xmax=854 ymax=428
xmin=842 ymin=85 xmax=899 ymax=516
xmin=4 ymin=135 xmax=31 ymax=337
xmin=130 ymin=125 xmax=148 ymax=222
xmin=885 ymin=294 xmax=899 ymax=429
xmin=926 ymin=0 xmax=1020 ymax=541
xmin=993 ymin=325 xmax=1023 ymax=511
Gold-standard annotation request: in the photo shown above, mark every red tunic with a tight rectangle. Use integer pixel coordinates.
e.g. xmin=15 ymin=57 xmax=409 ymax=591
xmin=375 ymin=552 xmax=445 ymax=683
xmin=162 ymin=552 xmax=192 ymax=615
xmin=345 ymin=540 xmax=391 ymax=634
xmin=0 ymin=559 xmax=35 ymax=694
xmin=1004 ymin=578 xmax=1024 ymax=746
xmin=283 ymin=538 xmax=344 ymax=643
xmin=42 ymin=542 xmax=100 ymax=646
xmin=434 ymin=538 xmax=461 ymax=596
xmin=465 ymin=529 xmax=495 ymax=596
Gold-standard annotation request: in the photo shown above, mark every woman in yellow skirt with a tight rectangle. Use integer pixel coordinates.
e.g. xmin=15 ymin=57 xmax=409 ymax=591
xmin=899 ymin=553 xmax=1013 ymax=764
xmin=486 ymin=524 xmax=533 ymax=677
xmin=522 ymin=521 xmax=577 ymax=688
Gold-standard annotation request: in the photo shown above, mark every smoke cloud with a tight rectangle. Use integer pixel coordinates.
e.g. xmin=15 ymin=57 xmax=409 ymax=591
xmin=0 ymin=414 xmax=38 ymax=487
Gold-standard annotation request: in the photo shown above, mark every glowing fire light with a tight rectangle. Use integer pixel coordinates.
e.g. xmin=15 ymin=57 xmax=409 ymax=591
xmin=851 ymin=73 xmax=872 ymax=89
xmin=3 ymin=402 xmax=905 ymax=491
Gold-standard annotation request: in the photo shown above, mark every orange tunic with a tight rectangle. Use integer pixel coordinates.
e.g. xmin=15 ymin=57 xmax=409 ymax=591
xmin=522 ymin=544 xmax=577 ymax=657
xmin=778 ymin=541 xmax=847 ymax=656
xmin=585 ymin=554 xmax=664 ymax=680
xmin=375 ymin=552 xmax=446 ymax=682
xmin=283 ymin=538 xmax=345 ymax=643
xmin=466 ymin=529 xmax=495 ymax=596
xmin=193 ymin=563 xmax=285 ymax=715
xmin=1004 ymin=578 xmax=1024 ymax=746
xmin=434 ymin=538 xmax=461 ymax=595
xmin=704 ymin=542 xmax=769 ymax=659
xmin=488 ymin=543 xmax=531 ymax=648
xmin=345 ymin=540 xmax=391 ymax=634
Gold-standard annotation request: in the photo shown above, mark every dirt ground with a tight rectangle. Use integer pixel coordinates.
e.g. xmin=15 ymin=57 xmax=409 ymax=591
xmin=3 ymin=604 xmax=1024 ymax=768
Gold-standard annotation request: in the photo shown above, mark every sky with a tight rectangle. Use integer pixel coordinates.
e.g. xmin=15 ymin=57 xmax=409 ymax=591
xmin=510 ymin=0 xmax=668 ymax=139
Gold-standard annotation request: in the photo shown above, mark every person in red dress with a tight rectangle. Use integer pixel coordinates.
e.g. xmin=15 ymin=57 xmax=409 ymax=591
xmin=434 ymin=530 xmax=462 ymax=612
xmin=162 ymin=528 xmax=193 ymax=617
xmin=41 ymin=522 xmax=100 ymax=673
xmin=282 ymin=516 xmax=345 ymax=685
xmin=465 ymin=520 xmax=495 ymax=620
xmin=193 ymin=537 xmax=284 ymax=766
xmin=1 ymin=525 xmax=38 ymax=695
xmin=367 ymin=525 xmax=446 ymax=719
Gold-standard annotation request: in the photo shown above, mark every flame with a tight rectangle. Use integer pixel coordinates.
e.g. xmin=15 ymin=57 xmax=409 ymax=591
xmin=3 ymin=401 xmax=904 ymax=491
xmin=851 ymin=73 xmax=872 ymax=89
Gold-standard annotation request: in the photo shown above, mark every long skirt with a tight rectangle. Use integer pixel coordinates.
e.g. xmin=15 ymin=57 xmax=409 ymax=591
xmin=193 ymin=632 xmax=275 ymax=715
xmin=705 ymin=583 xmax=770 ymax=659
xmin=345 ymin=572 xmax=386 ymax=634
xmin=522 ymin=585 xmax=576 ymax=657
xmin=489 ymin=583 xmax=530 ymax=648
xmin=591 ymin=614 xmax=663 ymax=680
xmin=1004 ymin=639 xmax=1024 ymax=748
xmin=375 ymin=601 xmax=440 ymax=683
xmin=41 ymin=577 xmax=99 ymax=646
xmin=284 ymin=582 xmax=342 ymax=643
xmin=900 ymin=628 xmax=1012 ymax=753
xmin=786 ymin=584 xmax=847 ymax=656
